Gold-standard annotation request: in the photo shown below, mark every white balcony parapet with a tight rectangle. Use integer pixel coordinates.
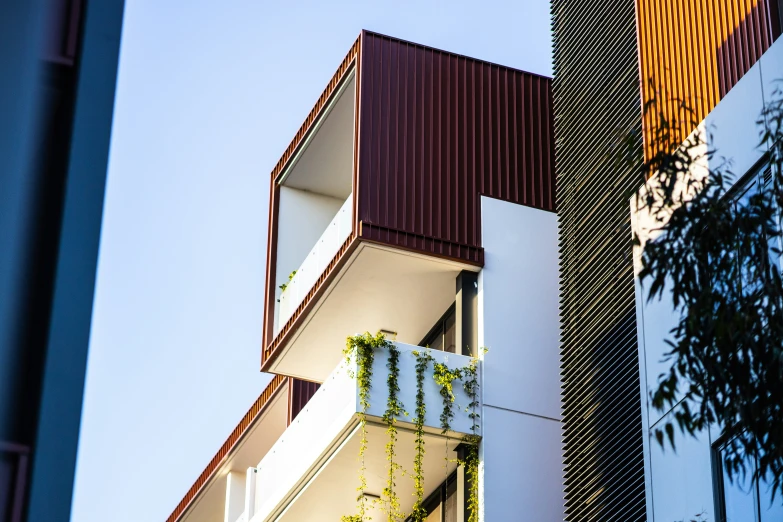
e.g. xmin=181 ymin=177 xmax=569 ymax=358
xmin=249 ymin=341 xmax=480 ymax=522
xmin=276 ymin=193 xmax=353 ymax=334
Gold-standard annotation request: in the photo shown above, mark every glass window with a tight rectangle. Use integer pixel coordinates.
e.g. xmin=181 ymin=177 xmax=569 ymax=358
xmin=759 ymin=460 xmax=783 ymax=521
xmin=420 ymin=304 xmax=456 ymax=353
xmin=721 ymin=466 xmax=756 ymax=522
xmin=408 ymin=472 xmax=460 ymax=522
xmin=428 ymin=330 xmax=444 ymax=352
xmin=444 ymin=475 xmax=458 ymax=522
xmin=711 ymin=164 xmax=783 ymax=521
xmin=444 ymin=311 xmax=456 ymax=354
xmin=776 ymin=1 xmax=783 ymax=41
xmin=424 ymin=504 xmax=441 ymax=522
xmin=724 ymin=162 xmax=779 ymax=302
xmin=714 ymin=439 xmax=783 ymax=521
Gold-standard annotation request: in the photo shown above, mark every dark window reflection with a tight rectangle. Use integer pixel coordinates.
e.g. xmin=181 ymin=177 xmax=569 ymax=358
xmin=420 ymin=304 xmax=456 ymax=353
xmin=444 ymin=311 xmax=456 ymax=354
xmin=714 ymin=438 xmax=783 ymax=522
xmin=444 ymin=475 xmax=458 ymax=521
xmin=409 ymin=472 xmax=460 ymax=522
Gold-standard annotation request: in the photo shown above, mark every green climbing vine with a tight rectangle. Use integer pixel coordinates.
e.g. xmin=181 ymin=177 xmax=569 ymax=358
xmin=461 ymin=354 xmax=481 ymax=435
xmin=382 ymin=341 xmax=404 ymax=521
xmin=278 ymin=269 xmax=297 ymax=292
xmin=462 ymin=436 xmax=480 ymax=522
xmin=411 ymin=349 xmax=435 ymax=521
xmin=433 ymin=352 xmax=483 ymax=522
xmin=460 ymin=353 xmax=483 ymax=522
xmin=432 ymin=362 xmax=463 ymax=433
xmin=341 ymin=333 xmax=484 ymax=522
xmin=341 ymin=332 xmax=384 ymax=522
xmin=277 ymin=270 xmax=298 ymax=302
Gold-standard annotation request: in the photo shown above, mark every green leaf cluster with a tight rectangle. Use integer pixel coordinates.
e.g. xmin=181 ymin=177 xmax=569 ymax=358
xmin=410 ymin=349 xmax=434 ymax=521
xmin=342 ymin=332 xmax=387 ymax=522
xmin=382 ymin=342 xmax=404 ymax=521
xmin=341 ymin=335 xmax=484 ymax=521
xmin=278 ymin=270 xmax=297 ymax=293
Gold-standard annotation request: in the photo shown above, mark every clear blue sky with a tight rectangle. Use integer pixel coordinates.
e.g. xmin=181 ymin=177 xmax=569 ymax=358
xmin=70 ymin=2 xmax=551 ymax=521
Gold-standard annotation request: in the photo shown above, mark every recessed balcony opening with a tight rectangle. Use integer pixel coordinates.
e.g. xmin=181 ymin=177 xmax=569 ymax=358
xmin=270 ymin=244 xmax=477 ymax=382
xmin=274 ymin=72 xmax=356 ymax=334
xmin=248 ymin=341 xmax=480 ymax=522
xmin=266 ymin=425 xmax=461 ymax=522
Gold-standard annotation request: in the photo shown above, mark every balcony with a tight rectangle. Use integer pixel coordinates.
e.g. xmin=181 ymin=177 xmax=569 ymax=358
xmin=275 ymin=193 xmax=352 ymax=334
xmin=242 ymin=341 xmax=480 ymax=522
xmin=263 ymin=32 xmax=555 ymax=381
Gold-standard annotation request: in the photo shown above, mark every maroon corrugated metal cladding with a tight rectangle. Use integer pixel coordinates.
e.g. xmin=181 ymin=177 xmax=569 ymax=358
xmin=262 ymin=31 xmax=555 ymax=370
xmin=357 ymin=31 xmax=555 ymax=264
xmin=288 ymin=378 xmax=321 ymax=424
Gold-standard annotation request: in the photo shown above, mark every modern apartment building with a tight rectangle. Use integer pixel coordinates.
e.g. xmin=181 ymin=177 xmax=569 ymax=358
xmin=170 ymin=4 xmax=783 ymax=522
xmin=554 ymin=1 xmax=782 ymax=521
xmin=166 ymin=30 xmax=561 ymax=522
xmin=1 ymin=2 xmax=124 ymax=521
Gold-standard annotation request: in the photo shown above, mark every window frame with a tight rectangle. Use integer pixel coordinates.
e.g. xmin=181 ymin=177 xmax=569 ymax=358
xmin=419 ymin=303 xmax=457 ymax=353
xmin=709 ymin=156 xmax=781 ymax=521
xmin=712 ymin=434 xmax=762 ymax=522
xmin=407 ymin=471 xmax=459 ymax=522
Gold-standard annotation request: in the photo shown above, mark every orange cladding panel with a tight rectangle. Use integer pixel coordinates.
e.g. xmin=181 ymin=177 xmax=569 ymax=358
xmin=636 ymin=0 xmax=779 ymax=160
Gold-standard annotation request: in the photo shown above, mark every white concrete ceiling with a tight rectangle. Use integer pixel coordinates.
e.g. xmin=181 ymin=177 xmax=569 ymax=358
xmin=271 ymin=243 xmax=472 ymax=382
xmin=281 ymin=74 xmax=355 ymax=200
xmin=276 ymin=422 xmax=460 ymax=522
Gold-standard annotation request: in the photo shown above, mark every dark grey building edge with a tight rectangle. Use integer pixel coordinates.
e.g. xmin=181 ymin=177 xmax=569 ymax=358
xmin=0 ymin=1 xmax=125 ymax=521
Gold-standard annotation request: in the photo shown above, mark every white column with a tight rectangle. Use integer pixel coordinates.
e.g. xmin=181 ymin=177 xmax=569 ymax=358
xmin=224 ymin=471 xmax=245 ymax=522
xmin=478 ymin=196 xmax=563 ymax=521
xmin=244 ymin=467 xmax=258 ymax=519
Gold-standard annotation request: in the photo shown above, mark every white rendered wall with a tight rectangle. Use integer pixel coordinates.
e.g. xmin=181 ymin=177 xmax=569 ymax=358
xmin=481 ymin=407 xmax=563 ymax=521
xmin=632 ymin=36 xmax=783 ymax=521
xmin=224 ymin=471 xmax=245 ymax=522
xmin=364 ymin=343 xmax=478 ymax=436
xmin=478 ymin=196 xmax=562 ymax=521
xmin=275 ymin=186 xmax=344 ymax=299
xmin=253 ymin=354 xmax=356 ymax=521
xmin=276 ymin=194 xmax=352 ymax=332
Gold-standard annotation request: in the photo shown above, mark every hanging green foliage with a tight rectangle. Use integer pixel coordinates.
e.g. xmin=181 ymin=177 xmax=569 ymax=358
xmin=432 ymin=362 xmax=464 ymax=434
xmin=341 ymin=332 xmax=387 ymax=522
xmin=342 ymin=334 xmax=484 ymax=522
xmin=461 ymin=353 xmax=483 ymax=522
xmin=278 ymin=270 xmax=297 ymax=293
xmin=382 ymin=341 xmax=405 ymax=521
xmin=461 ymin=355 xmax=482 ymax=434
xmin=411 ymin=349 xmax=434 ymax=521
xmin=462 ymin=435 xmax=481 ymax=522
xmin=432 ymin=352 xmax=483 ymax=522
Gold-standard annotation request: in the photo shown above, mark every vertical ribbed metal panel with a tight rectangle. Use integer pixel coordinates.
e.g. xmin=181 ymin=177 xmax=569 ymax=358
xmin=637 ymin=0 xmax=779 ymax=159
xmin=553 ymin=0 xmax=647 ymax=519
xmin=288 ymin=378 xmax=320 ymax=424
xmin=357 ymin=31 xmax=555 ymax=265
xmin=264 ymin=31 xmax=556 ymax=372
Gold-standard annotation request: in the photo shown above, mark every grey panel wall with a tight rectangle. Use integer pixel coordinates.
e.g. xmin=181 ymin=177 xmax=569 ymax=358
xmin=552 ymin=0 xmax=647 ymax=519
